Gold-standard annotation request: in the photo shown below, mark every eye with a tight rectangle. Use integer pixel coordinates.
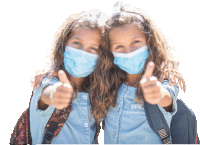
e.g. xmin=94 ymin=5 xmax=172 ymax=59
xmin=132 ymin=40 xmax=140 ymax=45
xmin=90 ymin=47 xmax=97 ymax=51
xmin=73 ymin=41 xmax=81 ymax=46
xmin=116 ymin=45 xmax=123 ymax=49
xmin=89 ymin=47 xmax=98 ymax=54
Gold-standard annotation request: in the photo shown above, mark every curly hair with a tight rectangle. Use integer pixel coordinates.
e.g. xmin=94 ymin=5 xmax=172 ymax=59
xmin=90 ymin=4 xmax=186 ymax=125
xmin=49 ymin=11 xmax=105 ymax=143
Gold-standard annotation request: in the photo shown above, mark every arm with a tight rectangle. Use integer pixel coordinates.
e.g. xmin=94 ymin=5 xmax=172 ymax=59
xmin=140 ymin=62 xmax=178 ymax=113
xmin=160 ymin=80 xmax=179 ymax=113
xmin=30 ymin=76 xmax=59 ymax=117
xmin=37 ymin=70 xmax=73 ymax=111
xmin=158 ymin=88 xmax=173 ymax=112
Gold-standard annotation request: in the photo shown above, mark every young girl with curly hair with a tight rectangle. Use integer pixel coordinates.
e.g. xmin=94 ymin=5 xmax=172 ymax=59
xmin=29 ymin=10 xmax=108 ymax=144
xmin=92 ymin=3 xmax=185 ymax=144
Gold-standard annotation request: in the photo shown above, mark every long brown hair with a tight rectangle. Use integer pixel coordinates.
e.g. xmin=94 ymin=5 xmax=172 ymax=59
xmin=50 ymin=11 xmax=105 ymax=142
xmin=90 ymin=4 xmax=186 ymax=125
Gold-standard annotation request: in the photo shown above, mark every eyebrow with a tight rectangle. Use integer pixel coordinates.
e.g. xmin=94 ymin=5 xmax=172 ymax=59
xmin=111 ymin=34 xmax=144 ymax=46
xmin=71 ymin=37 xmax=99 ymax=47
xmin=132 ymin=34 xmax=143 ymax=39
xmin=71 ymin=37 xmax=82 ymax=41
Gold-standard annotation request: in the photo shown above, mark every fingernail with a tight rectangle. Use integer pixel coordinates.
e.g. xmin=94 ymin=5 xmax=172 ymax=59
xmin=140 ymin=78 xmax=147 ymax=84
xmin=37 ymin=84 xmax=40 ymax=88
xmin=59 ymin=71 xmax=63 ymax=76
xmin=63 ymin=83 xmax=72 ymax=88
xmin=149 ymin=76 xmax=157 ymax=81
xmin=149 ymin=62 xmax=154 ymax=67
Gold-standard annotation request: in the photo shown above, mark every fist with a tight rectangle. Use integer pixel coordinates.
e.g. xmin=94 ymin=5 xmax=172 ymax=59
xmin=140 ymin=62 xmax=163 ymax=105
xmin=51 ymin=70 xmax=73 ymax=110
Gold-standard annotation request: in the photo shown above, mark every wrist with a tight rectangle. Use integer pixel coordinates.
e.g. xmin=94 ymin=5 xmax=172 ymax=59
xmin=158 ymin=87 xmax=173 ymax=108
xmin=38 ymin=99 xmax=49 ymax=110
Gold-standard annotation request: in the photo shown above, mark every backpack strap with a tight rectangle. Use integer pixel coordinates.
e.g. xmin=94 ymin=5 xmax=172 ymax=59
xmin=10 ymin=107 xmax=32 ymax=144
xmin=42 ymin=104 xmax=72 ymax=144
xmin=144 ymin=101 xmax=172 ymax=144
xmin=10 ymin=90 xmax=72 ymax=144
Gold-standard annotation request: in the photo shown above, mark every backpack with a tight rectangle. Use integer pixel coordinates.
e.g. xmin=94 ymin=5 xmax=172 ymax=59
xmin=144 ymin=99 xmax=199 ymax=144
xmin=10 ymin=97 xmax=71 ymax=144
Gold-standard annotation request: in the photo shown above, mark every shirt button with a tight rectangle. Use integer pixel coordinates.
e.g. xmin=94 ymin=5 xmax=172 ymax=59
xmin=131 ymin=104 xmax=134 ymax=108
xmin=83 ymin=95 xmax=87 ymax=100
xmin=114 ymin=132 xmax=116 ymax=136
xmin=84 ymin=123 xmax=88 ymax=127
xmin=118 ymin=108 xmax=120 ymax=113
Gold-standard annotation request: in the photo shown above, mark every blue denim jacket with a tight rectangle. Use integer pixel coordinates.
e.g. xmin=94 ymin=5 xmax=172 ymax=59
xmin=104 ymin=80 xmax=179 ymax=144
xmin=30 ymin=77 xmax=96 ymax=144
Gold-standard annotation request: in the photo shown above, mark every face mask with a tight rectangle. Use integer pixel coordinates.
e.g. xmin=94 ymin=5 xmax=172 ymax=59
xmin=113 ymin=45 xmax=149 ymax=74
xmin=63 ymin=46 xmax=98 ymax=78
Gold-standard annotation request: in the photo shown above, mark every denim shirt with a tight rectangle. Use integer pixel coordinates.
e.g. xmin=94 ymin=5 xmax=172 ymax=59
xmin=30 ymin=76 xmax=96 ymax=144
xmin=104 ymin=80 xmax=179 ymax=144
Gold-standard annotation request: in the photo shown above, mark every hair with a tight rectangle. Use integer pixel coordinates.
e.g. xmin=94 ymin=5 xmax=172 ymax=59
xmin=49 ymin=11 xmax=105 ymax=143
xmin=90 ymin=4 xmax=186 ymax=127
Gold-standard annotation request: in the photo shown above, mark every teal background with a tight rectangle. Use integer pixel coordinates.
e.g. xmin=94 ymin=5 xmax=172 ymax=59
xmin=0 ymin=0 xmax=200 ymax=144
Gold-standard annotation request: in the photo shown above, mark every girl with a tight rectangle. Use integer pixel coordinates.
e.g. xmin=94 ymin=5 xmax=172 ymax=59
xmin=98 ymin=3 xmax=185 ymax=144
xmin=29 ymin=10 xmax=106 ymax=144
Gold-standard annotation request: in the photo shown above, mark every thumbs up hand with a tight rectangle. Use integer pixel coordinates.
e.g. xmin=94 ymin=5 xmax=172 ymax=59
xmin=140 ymin=62 xmax=163 ymax=105
xmin=51 ymin=70 xmax=73 ymax=110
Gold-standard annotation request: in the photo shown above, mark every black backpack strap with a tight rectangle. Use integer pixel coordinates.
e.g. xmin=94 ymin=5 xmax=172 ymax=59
xmin=144 ymin=101 xmax=172 ymax=144
xmin=42 ymin=104 xmax=72 ymax=144
xmin=42 ymin=121 xmax=58 ymax=144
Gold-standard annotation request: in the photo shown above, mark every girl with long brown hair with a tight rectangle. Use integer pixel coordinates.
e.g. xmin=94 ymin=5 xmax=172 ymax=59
xmin=29 ymin=10 xmax=107 ymax=144
xmin=95 ymin=3 xmax=185 ymax=144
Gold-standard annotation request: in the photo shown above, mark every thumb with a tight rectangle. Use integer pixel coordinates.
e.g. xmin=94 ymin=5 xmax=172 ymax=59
xmin=142 ymin=61 xmax=155 ymax=79
xmin=58 ymin=70 xmax=72 ymax=88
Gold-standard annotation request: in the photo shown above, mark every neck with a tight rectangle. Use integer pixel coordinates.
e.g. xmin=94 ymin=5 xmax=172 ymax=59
xmin=124 ymin=73 xmax=142 ymax=88
xmin=71 ymin=76 xmax=85 ymax=92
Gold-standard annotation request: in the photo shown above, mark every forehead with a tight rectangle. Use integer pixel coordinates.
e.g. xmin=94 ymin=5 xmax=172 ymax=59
xmin=69 ymin=26 xmax=102 ymax=42
xmin=109 ymin=23 xmax=144 ymax=38
xmin=71 ymin=26 xmax=101 ymax=37
xmin=67 ymin=26 xmax=102 ymax=45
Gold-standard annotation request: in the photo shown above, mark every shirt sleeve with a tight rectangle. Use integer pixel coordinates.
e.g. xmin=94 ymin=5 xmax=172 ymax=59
xmin=158 ymin=79 xmax=179 ymax=117
xmin=31 ymin=76 xmax=59 ymax=116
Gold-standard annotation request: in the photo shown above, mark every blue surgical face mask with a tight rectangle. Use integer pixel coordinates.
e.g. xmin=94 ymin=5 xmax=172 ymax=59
xmin=63 ymin=46 xmax=98 ymax=78
xmin=113 ymin=45 xmax=149 ymax=74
